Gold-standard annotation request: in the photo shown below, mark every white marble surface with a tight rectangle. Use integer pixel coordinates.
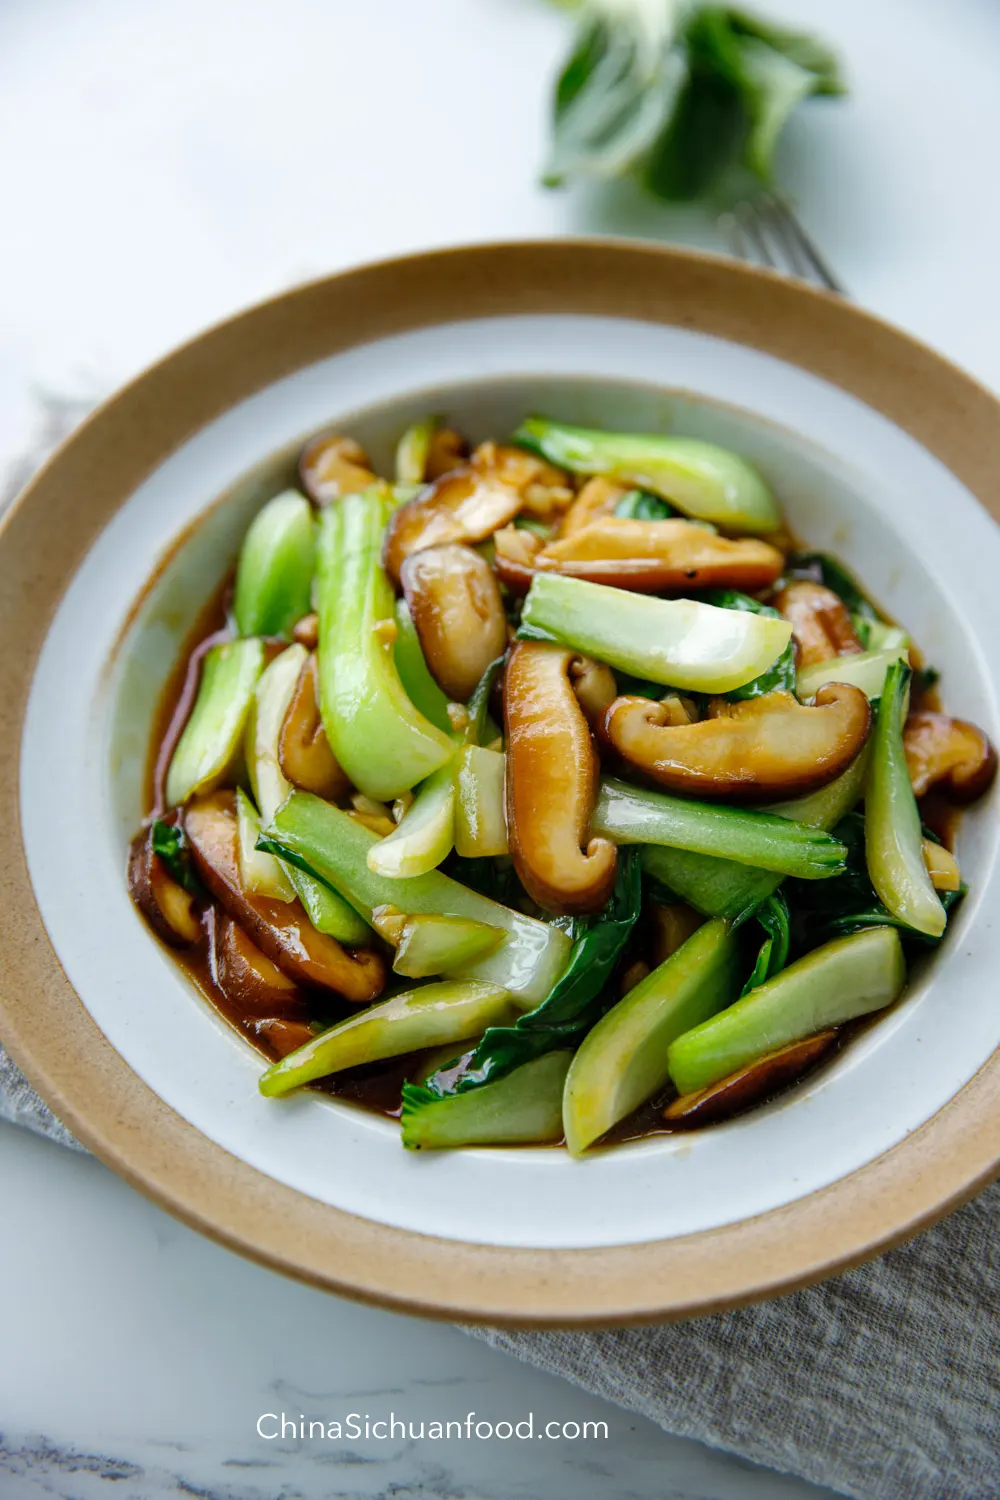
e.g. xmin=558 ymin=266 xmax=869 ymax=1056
xmin=3 ymin=0 xmax=1000 ymax=1496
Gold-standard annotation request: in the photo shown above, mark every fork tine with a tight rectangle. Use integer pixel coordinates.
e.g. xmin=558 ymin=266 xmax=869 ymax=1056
xmin=721 ymin=193 xmax=845 ymax=296
xmin=759 ymin=191 xmax=846 ymax=295
xmin=733 ymin=201 xmax=777 ymax=269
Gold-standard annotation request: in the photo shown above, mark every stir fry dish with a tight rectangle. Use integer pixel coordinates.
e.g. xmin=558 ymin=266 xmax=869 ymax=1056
xmin=127 ymin=416 xmax=997 ymax=1154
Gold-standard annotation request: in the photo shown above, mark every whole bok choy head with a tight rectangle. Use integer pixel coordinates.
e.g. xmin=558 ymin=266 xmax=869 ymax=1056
xmin=543 ymin=0 xmax=845 ymax=203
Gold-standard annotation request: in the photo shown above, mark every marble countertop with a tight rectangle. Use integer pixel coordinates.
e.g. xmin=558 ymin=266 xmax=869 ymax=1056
xmin=3 ymin=1 xmax=1000 ymax=1496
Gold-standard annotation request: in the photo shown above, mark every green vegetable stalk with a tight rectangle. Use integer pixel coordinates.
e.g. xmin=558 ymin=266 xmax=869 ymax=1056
xmin=232 ymin=490 xmax=315 ymax=638
xmin=865 ymin=660 xmax=946 ymax=939
xmin=259 ymin=981 xmax=517 ymax=1097
xmin=641 ymin=744 xmax=869 ymax=921
xmin=392 ymin=914 xmax=503 ymax=979
xmin=519 ymin=573 xmax=791 ymax=693
xmin=258 ymin=791 xmax=572 ymax=1007
xmin=592 ymin=777 xmax=847 ymax=879
xmin=246 ymin=643 xmax=370 ymax=943
xmin=316 ymin=487 xmax=455 ymax=801
xmin=367 ymin=761 xmax=456 ymax=879
xmin=667 ymin=926 xmax=906 ymax=1094
xmin=401 ymin=1051 xmax=573 ymax=1150
xmin=394 ymin=598 xmax=454 ymax=735
xmin=235 ymin=787 xmax=294 ymax=902
xmin=422 ymin=849 xmax=642 ymax=1097
xmin=165 ymin=638 xmax=265 ymax=807
xmin=797 ymin=645 xmax=909 ymax=703
xmin=454 ymin=746 xmax=508 ymax=858
xmin=562 ymin=918 xmax=738 ymax=1155
xmin=395 ymin=417 xmax=439 ymax=486
xmin=514 ymin=417 xmax=781 ymax=532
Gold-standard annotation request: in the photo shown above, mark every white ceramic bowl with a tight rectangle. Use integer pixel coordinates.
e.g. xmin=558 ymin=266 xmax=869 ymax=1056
xmin=4 ymin=243 xmax=999 ymax=1323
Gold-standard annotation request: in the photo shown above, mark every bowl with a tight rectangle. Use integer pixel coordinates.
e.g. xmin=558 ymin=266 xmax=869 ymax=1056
xmin=4 ymin=240 xmax=1000 ymax=1326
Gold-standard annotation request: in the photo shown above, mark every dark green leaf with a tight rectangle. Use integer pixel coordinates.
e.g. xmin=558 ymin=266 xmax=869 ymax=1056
xmin=786 ymin=811 xmax=963 ymax=951
xmin=642 ymin=58 xmax=746 ymax=201
xmin=554 ymin=20 xmax=608 ymax=120
xmin=727 ymin=10 xmax=845 ymax=94
xmin=614 ymin=671 xmax=666 ymax=700
xmin=465 ymin=656 xmax=505 ymax=747
xmin=150 ymin=819 xmax=203 ymax=896
xmin=684 ymin=8 xmax=844 ymax=183
xmin=614 ymin=487 xmax=674 ymax=519
xmin=514 ymin=619 xmax=559 ymax=644
xmin=705 ymin=589 xmax=797 ymax=700
xmin=740 ymin=890 xmax=790 ymax=994
xmin=425 ymin=849 xmax=642 ymax=1096
xmin=543 ymin=1 xmax=845 ymax=203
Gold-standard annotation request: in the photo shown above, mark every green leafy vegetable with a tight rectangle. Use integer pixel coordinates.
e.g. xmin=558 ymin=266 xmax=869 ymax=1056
xmin=740 ymin=890 xmax=789 ymax=994
xmin=866 ymin=660 xmax=947 ymax=939
xmin=150 ymin=820 xmax=203 ymax=895
xmin=592 ymin=777 xmax=847 ymax=879
xmin=614 ymin=488 xmax=673 ymax=520
xmin=562 ymin=917 xmax=738 ymax=1154
xmin=401 ymin=1051 xmax=572 ymax=1150
xmin=704 ymin=590 xmax=796 ymax=700
xmin=423 ymin=849 xmax=642 ymax=1096
xmin=667 ymin=926 xmax=906 ymax=1095
xmin=787 ymin=812 xmax=962 ymax=951
xmin=544 ymin=1 xmax=845 ymax=203
xmin=464 ymin=656 xmax=505 ymax=747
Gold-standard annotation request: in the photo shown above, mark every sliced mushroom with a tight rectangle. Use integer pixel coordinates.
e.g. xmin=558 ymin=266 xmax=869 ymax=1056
xmin=664 ymin=1030 xmax=837 ymax=1127
xmin=382 ymin=466 xmax=524 ymax=586
xmin=347 ymin=791 xmax=397 ymax=838
xmin=212 ymin=912 xmax=306 ymax=1017
xmin=922 ymin=838 xmax=961 ymax=892
xmin=292 ymin=612 xmax=319 ymax=650
xmin=472 ymin=440 xmax=571 ymax=504
xmin=400 ymin=544 xmax=507 ymax=701
xmin=559 ymin=477 xmax=628 ymax=537
xmin=127 ymin=827 xmax=201 ymax=947
xmin=603 ymin=685 xmax=872 ymax=801
xmin=252 ymin=1017 xmax=318 ymax=1060
xmin=619 ymin=960 xmax=650 ymax=997
xmin=504 ymin=641 xmax=617 ymax=914
xmin=904 ymin=710 xmax=998 ymax=802
xmin=568 ymin=656 xmax=617 ymax=725
xmin=185 ymin=790 xmax=385 ymax=1002
xmin=493 ymin=517 xmax=785 ymax=595
xmin=469 ymin=443 xmax=573 ymax=521
xmin=278 ymin=653 xmax=350 ymax=799
xmin=773 ymin=581 xmax=864 ymax=668
xmin=299 ymin=433 xmax=377 ymax=506
xmin=425 ymin=425 xmax=469 ymax=480
xmin=649 ymin=902 xmax=703 ymax=966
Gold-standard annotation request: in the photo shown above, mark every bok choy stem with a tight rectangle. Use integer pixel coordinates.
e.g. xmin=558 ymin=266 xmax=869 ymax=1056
xmin=259 ymin=791 xmax=571 ymax=1007
xmin=316 ymin=487 xmax=455 ymax=801
xmin=401 ymin=1051 xmax=572 ymax=1150
xmin=865 ymin=660 xmax=946 ymax=938
xmin=592 ymin=777 xmax=847 ymax=879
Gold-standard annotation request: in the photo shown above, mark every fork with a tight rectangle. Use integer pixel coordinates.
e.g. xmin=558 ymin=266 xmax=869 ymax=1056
xmin=719 ymin=191 xmax=845 ymax=295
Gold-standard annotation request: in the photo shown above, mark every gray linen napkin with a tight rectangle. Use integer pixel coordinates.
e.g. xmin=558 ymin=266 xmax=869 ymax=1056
xmin=3 ymin=409 xmax=998 ymax=1500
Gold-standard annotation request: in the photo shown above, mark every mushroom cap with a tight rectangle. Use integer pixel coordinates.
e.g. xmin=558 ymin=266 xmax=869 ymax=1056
xmin=604 ymin=684 xmax=872 ymax=801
